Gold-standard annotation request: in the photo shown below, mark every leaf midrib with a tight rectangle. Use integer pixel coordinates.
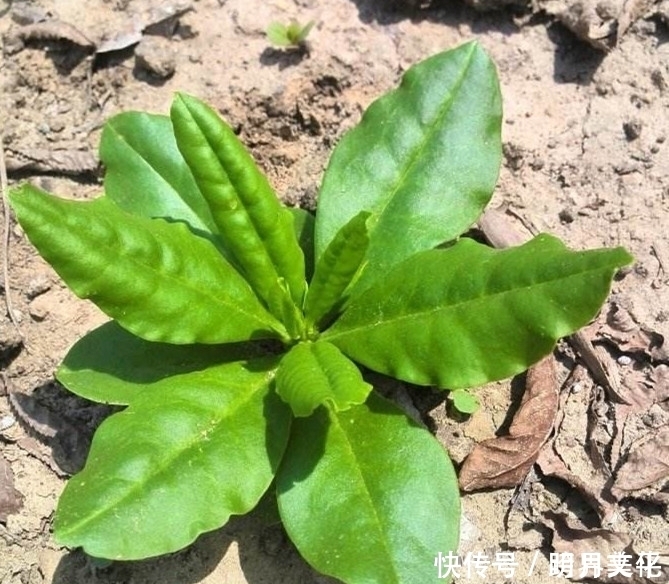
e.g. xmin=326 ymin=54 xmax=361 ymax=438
xmin=329 ymin=409 xmax=402 ymax=583
xmin=326 ymin=261 xmax=612 ymax=339
xmin=86 ymin=217 xmax=279 ymax=333
xmin=58 ymin=373 xmax=274 ymax=539
xmin=366 ymin=44 xmax=477 ymax=242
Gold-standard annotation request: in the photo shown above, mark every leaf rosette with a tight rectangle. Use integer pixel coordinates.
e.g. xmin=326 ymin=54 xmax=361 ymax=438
xmin=8 ymin=41 xmax=631 ymax=584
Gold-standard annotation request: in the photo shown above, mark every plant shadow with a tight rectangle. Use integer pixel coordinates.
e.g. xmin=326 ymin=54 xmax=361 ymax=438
xmin=50 ymin=497 xmax=337 ymax=584
xmin=347 ymin=0 xmax=608 ymax=84
xmin=547 ymin=22 xmax=605 ymax=86
xmin=259 ymin=46 xmax=310 ymax=70
xmin=347 ymin=0 xmax=521 ymax=35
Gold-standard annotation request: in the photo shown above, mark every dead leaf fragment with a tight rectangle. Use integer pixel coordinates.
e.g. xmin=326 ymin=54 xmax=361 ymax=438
xmin=612 ymin=427 xmax=669 ymax=499
xmin=11 ymin=19 xmax=95 ymax=48
xmin=537 ymin=446 xmax=618 ymax=525
xmin=544 ymin=511 xmax=632 ymax=581
xmin=5 ymin=147 xmax=99 ymax=176
xmin=459 ymin=357 xmax=558 ymax=491
xmin=8 ymin=389 xmax=91 ymax=475
xmin=0 ymin=453 xmax=23 ymax=522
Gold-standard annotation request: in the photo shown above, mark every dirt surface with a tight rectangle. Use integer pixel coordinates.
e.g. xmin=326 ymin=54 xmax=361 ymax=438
xmin=1 ymin=0 xmax=669 ymax=583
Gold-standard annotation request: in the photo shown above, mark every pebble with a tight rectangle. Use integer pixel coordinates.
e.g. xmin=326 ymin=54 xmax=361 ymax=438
xmin=623 ymin=119 xmax=643 ymax=141
xmin=0 ymin=414 xmax=16 ymax=432
xmin=26 ymin=274 xmax=51 ymax=299
xmin=28 ymin=295 xmax=51 ymax=321
xmin=135 ymin=37 xmax=177 ymax=79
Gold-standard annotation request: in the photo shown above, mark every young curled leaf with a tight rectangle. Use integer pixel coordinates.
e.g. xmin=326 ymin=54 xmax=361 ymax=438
xmin=305 ymin=210 xmax=370 ymax=330
xmin=9 ymin=185 xmax=286 ymax=344
xmin=290 ymin=207 xmax=315 ymax=281
xmin=276 ymin=340 xmax=372 ymax=417
xmin=170 ymin=93 xmax=306 ymax=332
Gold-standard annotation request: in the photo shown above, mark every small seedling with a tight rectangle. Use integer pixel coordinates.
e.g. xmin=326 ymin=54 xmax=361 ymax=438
xmin=449 ymin=389 xmax=480 ymax=415
xmin=266 ymin=19 xmax=314 ymax=49
xmin=9 ymin=42 xmax=631 ymax=583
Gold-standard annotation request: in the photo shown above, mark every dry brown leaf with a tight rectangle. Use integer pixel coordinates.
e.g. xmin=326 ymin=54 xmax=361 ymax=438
xmin=537 ymin=446 xmax=618 ymax=525
xmin=0 ymin=453 xmax=23 ymax=522
xmin=544 ymin=511 xmax=633 ymax=581
xmin=537 ymin=0 xmax=620 ymax=50
xmin=651 ymin=365 xmax=669 ymax=402
xmin=459 ymin=357 xmax=558 ymax=491
xmin=12 ymin=19 xmax=95 ymax=48
xmin=612 ymin=427 xmax=669 ymax=499
xmin=602 ymin=304 xmax=667 ymax=361
xmin=5 ymin=148 xmax=99 ymax=176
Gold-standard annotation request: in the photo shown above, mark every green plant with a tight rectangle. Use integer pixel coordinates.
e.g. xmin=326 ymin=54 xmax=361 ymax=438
xmin=448 ymin=388 xmax=479 ymax=415
xmin=266 ymin=19 xmax=315 ymax=49
xmin=9 ymin=42 xmax=631 ymax=583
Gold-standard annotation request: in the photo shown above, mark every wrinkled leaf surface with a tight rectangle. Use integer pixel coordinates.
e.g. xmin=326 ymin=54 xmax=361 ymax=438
xmin=325 ymin=235 xmax=632 ymax=389
xmin=171 ymin=94 xmax=306 ymax=323
xmin=275 ymin=340 xmax=372 ymax=416
xmin=10 ymin=185 xmax=285 ymax=344
xmin=54 ymin=357 xmax=291 ymax=560
xmin=305 ymin=211 xmax=370 ymax=329
xmin=315 ymin=41 xmax=502 ymax=293
xmin=277 ymin=392 xmax=459 ymax=584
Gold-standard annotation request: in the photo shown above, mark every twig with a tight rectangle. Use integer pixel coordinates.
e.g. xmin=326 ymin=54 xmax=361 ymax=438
xmin=0 ymin=138 xmax=23 ymax=338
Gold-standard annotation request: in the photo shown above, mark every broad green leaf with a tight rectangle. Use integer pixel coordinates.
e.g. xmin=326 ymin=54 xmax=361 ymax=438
xmin=324 ymin=235 xmax=633 ymax=389
xmin=290 ymin=207 xmax=315 ymax=281
xmin=315 ymin=41 xmax=502 ymax=294
xmin=54 ymin=357 xmax=291 ymax=560
xmin=275 ymin=340 xmax=372 ymax=417
xmin=101 ymin=112 xmax=217 ymax=234
xmin=58 ymin=321 xmax=266 ymax=405
xmin=277 ymin=392 xmax=460 ymax=584
xmin=304 ymin=211 xmax=370 ymax=330
xmin=10 ymin=185 xmax=286 ymax=344
xmin=170 ymin=94 xmax=307 ymax=328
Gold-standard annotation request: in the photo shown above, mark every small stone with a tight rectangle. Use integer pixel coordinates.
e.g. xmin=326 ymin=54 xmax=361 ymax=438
xmin=28 ymin=296 xmax=51 ymax=321
xmin=559 ymin=208 xmax=575 ymax=224
xmin=651 ymin=69 xmax=667 ymax=92
xmin=11 ymin=3 xmax=48 ymax=25
xmin=0 ymin=323 xmax=22 ymax=363
xmin=503 ymin=142 xmax=525 ymax=171
xmin=26 ymin=274 xmax=51 ymax=299
xmin=135 ymin=37 xmax=176 ymax=79
xmin=623 ymin=119 xmax=642 ymax=141
xmin=0 ymin=414 xmax=16 ymax=432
